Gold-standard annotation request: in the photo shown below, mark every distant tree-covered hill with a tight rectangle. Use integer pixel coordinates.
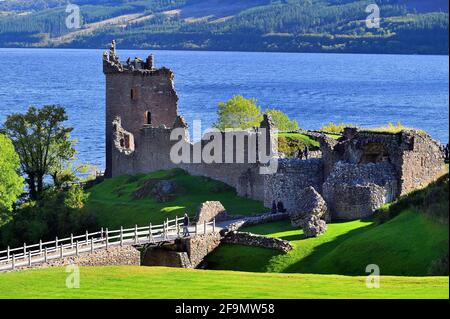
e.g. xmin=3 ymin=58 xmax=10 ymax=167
xmin=0 ymin=0 xmax=448 ymax=54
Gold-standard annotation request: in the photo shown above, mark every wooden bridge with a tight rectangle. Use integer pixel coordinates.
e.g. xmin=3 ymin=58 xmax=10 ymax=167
xmin=0 ymin=217 xmax=220 ymax=272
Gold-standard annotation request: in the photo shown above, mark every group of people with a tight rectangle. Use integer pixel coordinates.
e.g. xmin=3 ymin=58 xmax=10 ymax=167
xmin=272 ymin=200 xmax=287 ymax=214
xmin=297 ymin=146 xmax=310 ymax=160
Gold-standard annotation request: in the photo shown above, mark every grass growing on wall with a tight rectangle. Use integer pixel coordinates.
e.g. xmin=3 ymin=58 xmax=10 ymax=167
xmin=205 ymin=211 xmax=449 ymax=276
xmin=0 ymin=266 xmax=447 ymax=299
xmin=85 ymin=169 xmax=266 ymax=229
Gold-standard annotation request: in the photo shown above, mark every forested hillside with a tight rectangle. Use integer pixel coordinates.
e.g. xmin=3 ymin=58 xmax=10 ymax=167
xmin=0 ymin=0 xmax=448 ymax=54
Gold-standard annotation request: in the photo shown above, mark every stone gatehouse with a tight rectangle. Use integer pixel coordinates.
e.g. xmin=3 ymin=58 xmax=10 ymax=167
xmin=102 ymin=43 xmax=445 ymax=220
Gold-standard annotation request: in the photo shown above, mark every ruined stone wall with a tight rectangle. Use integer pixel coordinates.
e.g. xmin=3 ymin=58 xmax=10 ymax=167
xmin=222 ymin=231 xmax=293 ymax=253
xmin=263 ymin=158 xmax=324 ymax=211
xmin=398 ymin=132 xmax=445 ymax=195
xmin=323 ymin=162 xmax=398 ymax=219
xmin=183 ymin=233 xmax=222 ymax=268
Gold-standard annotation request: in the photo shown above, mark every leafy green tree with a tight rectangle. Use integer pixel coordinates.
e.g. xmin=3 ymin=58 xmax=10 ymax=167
xmin=265 ymin=109 xmax=299 ymax=132
xmin=64 ymin=184 xmax=88 ymax=210
xmin=2 ymin=105 xmax=75 ymax=199
xmin=0 ymin=134 xmax=24 ymax=224
xmin=214 ymin=95 xmax=263 ymax=130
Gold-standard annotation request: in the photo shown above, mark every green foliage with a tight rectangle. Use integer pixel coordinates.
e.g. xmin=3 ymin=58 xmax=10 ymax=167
xmin=2 ymin=105 xmax=76 ymax=199
xmin=364 ymin=122 xmax=427 ymax=135
xmin=320 ymin=122 xmax=354 ymax=134
xmin=213 ymin=95 xmax=262 ymax=130
xmin=0 ymin=134 xmax=24 ymax=224
xmin=277 ymin=133 xmax=319 ymax=157
xmin=213 ymin=96 xmax=299 ymax=131
xmin=265 ymin=109 xmax=299 ymax=132
xmin=64 ymin=184 xmax=88 ymax=210
xmin=375 ymin=173 xmax=449 ymax=224
xmin=0 ymin=266 xmax=448 ymax=299
xmin=0 ymin=188 xmax=98 ymax=249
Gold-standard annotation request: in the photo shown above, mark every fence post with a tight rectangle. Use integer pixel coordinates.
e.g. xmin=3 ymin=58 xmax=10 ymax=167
xmin=120 ymin=226 xmax=124 ymax=246
xmin=101 ymin=227 xmax=104 ymax=240
xmin=85 ymin=231 xmax=89 ymax=243
xmin=213 ymin=218 xmax=216 ymax=233
xmin=105 ymin=228 xmax=109 ymax=249
xmin=6 ymin=246 xmax=10 ymax=262
xmin=60 ymin=244 xmax=63 ymax=258
xmin=55 ymin=237 xmax=58 ymax=249
xmin=70 ymin=234 xmax=74 ymax=248
xmin=44 ymin=248 xmax=48 ymax=263
xmin=39 ymin=240 xmax=43 ymax=254
xmin=134 ymin=225 xmax=138 ymax=244
xmin=91 ymin=238 xmax=94 ymax=253
xmin=23 ymin=242 xmax=26 ymax=256
xmin=195 ymin=223 xmax=198 ymax=235
xmin=150 ymin=224 xmax=155 ymax=243
xmin=28 ymin=251 xmax=32 ymax=267
xmin=12 ymin=254 xmax=15 ymax=270
xmin=76 ymin=241 xmax=79 ymax=256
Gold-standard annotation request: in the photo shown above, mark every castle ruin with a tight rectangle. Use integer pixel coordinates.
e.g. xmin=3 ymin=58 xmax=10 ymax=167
xmin=103 ymin=44 xmax=445 ymax=220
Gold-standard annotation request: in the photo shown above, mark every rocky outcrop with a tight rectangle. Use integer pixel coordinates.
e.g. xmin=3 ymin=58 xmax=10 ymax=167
xmin=196 ymin=201 xmax=228 ymax=224
xmin=222 ymin=231 xmax=293 ymax=253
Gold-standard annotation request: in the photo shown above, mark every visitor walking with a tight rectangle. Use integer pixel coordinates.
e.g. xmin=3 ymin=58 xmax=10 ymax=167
xmin=277 ymin=201 xmax=286 ymax=213
xmin=304 ymin=146 xmax=309 ymax=159
xmin=183 ymin=213 xmax=190 ymax=237
xmin=272 ymin=201 xmax=278 ymax=214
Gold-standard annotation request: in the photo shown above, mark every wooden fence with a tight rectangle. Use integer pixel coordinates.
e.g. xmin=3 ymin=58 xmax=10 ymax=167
xmin=0 ymin=217 xmax=216 ymax=271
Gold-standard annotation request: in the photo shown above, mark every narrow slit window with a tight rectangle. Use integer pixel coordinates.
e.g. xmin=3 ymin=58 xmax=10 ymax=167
xmin=145 ymin=111 xmax=152 ymax=125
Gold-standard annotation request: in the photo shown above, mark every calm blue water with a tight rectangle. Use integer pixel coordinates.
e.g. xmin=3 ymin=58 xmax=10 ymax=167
xmin=0 ymin=48 xmax=448 ymax=169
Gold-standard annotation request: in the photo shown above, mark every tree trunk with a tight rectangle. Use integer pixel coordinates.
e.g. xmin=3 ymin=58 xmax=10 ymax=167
xmin=37 ymin=173 xmax=44 ymax=198
xmin=27 ymin=174 xmax=37 ymax=200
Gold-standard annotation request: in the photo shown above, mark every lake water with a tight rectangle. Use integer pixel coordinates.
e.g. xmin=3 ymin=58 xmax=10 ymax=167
xmin=0 ymin=48 xmax=448 ymax=169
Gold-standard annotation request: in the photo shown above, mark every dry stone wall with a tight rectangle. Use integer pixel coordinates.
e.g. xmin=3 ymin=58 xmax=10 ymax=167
xmin=222 ymin=231 xmax=293 ymax=253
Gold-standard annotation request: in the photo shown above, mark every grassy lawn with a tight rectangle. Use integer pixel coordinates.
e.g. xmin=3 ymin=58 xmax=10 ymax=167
xmin=0 ymin=266 xmax=447 ymax=299
xmin=85 ymin=169 xmax=266 ymax=229
xmin=205 ymin=211 xmax=449 ymax=276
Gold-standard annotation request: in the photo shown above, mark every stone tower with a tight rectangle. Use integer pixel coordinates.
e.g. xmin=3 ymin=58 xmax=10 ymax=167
xmin=103 ymin=41 xmax=179 ymax=177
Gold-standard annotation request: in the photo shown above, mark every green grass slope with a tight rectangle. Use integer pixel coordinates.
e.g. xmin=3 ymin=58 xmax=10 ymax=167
xmin=85 ymin=168 xmax=266 ymax=229
xmin=205 ymin=211 xmax=449 ymax=276
xmin=0 ymin=266 xmax=447 ymax=299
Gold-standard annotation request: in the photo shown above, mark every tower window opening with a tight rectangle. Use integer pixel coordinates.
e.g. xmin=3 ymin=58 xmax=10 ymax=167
xmin=145 ymin=111 xmax=152 ymax=125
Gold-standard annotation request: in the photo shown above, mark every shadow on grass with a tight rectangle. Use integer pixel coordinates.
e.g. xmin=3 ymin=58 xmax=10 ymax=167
xmin=282 ymin=221 xmax=376 ymax=275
